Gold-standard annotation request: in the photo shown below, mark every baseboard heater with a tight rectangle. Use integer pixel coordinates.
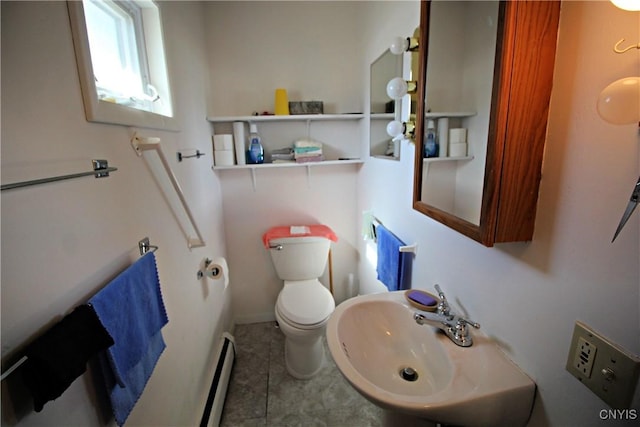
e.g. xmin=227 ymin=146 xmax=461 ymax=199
xmin=200 ymin=332 xmax=236 ymax=427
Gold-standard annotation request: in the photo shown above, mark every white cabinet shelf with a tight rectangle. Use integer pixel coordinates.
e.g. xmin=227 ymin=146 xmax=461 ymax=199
xmin=370 ymin=112 xmax=475 ymax=122
xmin=423 ymin=155 xmax=474 ymax=163
xmin=425 ymin=112 xmax=476 ymax=119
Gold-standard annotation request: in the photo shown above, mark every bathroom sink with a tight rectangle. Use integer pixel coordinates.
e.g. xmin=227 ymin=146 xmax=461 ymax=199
xmin=326 ymin=291 xmax=536 ymax=427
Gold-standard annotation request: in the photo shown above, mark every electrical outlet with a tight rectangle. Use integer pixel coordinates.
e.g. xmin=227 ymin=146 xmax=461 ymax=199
xmin=573 ymin=336 xmax=597 ymax=378
xmin=566 ymin=321 xmax=640 ymax=408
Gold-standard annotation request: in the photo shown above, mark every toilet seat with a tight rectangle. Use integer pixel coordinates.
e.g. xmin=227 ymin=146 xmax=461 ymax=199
xmin=277 ymin=279 xmax=335 ymax=328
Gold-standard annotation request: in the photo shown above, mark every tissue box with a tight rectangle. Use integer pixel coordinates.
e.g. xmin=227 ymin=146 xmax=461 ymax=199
xmin=288 ymin=101 xmax=323 ymax=115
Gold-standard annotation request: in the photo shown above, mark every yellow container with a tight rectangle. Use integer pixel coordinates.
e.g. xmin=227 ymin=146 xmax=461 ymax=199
xmin=274 ymin=88 xmax=289 ymax=115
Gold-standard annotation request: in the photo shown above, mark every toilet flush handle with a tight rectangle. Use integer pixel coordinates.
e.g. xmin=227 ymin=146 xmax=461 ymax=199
xmin=269 ymin=244 xmax=283 ymax=251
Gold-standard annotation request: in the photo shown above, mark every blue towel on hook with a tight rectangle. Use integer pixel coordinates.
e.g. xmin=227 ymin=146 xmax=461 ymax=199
xmin=89 ymin=252 xmax=168 ymax=387
xmin=99 ymin=332 xmax=165 ymax=426
xmin=89 ymin=252 xmax=168 ymax=425
xmin=376 ymin=225 xmax=412 ymax=291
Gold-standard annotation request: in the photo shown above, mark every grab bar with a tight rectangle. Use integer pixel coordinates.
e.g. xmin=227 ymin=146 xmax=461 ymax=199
xmin=1 ymin=160 xmax=116 ymax=191
xmin=131 ymin=134 xmax=205 ymax=249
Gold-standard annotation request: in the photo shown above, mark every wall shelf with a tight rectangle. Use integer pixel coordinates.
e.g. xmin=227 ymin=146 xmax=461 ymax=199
xmin=212 ymin=159 xmax=362 ymax=170
xmin=212 ymin=159 xmax=363 ymax=191
xmin=370 ymin=113 xmax=395 ymax=120
xmin=207 ymin=113 xmax=363 ymax=123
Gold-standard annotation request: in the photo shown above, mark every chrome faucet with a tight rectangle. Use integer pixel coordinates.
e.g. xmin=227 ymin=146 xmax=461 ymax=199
xmin=413 ymin=284 xmax=480 ymax=347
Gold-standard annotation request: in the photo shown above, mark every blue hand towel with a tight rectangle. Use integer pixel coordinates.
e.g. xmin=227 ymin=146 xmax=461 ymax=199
xmin=376 ymin=225 xmax=412 ymax=291
xmin=89 ymin=252 xmax=168 ymax=387
xmin=100 ymin=332 xmax=166 ymax=426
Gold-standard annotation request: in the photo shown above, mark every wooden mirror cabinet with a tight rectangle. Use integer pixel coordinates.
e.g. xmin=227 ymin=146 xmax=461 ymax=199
xmin=413 ymin=1 xmax=561 ymax=247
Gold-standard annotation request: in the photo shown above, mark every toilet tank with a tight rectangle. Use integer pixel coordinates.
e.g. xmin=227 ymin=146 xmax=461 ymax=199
xmin=268 ymin=236 xmax=331 ymax=280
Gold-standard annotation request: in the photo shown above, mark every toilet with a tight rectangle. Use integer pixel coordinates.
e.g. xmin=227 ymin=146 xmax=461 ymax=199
xmin=263 ymin=225 xmax=337 ymax=379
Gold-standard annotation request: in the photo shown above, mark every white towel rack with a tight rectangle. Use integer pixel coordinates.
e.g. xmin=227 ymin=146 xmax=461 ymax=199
xmin=399 ymin=243 xmax=418 ymax=254
xmin=131 ymin=134 xmax=205 ymax=249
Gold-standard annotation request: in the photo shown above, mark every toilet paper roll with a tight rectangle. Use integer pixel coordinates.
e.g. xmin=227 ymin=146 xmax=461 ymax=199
xmin=449 ymin=142 xmax=468 ymax=157
xmin=204 ymin=257 xmax=229 ymax=288
xmin=214 ymin=150 xmax=235 ymax=166
xmin=437 ymin=118 xmax=449 ymax=157
xmin=213 ymin=134 xmax=234 ymax=151
xmin=449 ymin=128 xmax=467 ymax=144
xmin=232 ymin=122 xmax=246 ymax=165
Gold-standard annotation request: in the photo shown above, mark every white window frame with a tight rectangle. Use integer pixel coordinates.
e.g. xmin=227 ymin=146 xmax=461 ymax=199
xmin=67 ymin=0 xmax=179 ymax=131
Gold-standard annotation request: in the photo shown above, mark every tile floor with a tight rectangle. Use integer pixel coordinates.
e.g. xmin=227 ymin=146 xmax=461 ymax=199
xmin=220 ymin=322 xmax=385 ymax=427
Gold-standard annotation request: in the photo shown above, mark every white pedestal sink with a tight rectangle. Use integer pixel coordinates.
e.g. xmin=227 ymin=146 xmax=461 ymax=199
xmin=325 ymin=291 xmax=536 ymax=427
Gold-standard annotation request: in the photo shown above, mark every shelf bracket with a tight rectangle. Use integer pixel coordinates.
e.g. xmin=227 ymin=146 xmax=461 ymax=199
xmin=250 ymin=168 xmax=257 ymax=191
xmin=306 ymin=165 xmax=312 ymax=188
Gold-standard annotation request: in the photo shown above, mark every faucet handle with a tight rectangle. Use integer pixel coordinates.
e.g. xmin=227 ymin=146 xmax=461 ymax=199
xmin=458 ymin=317 xmax=480 ymax=329
xmin=433 ymin=284 xmax=450 ymax=315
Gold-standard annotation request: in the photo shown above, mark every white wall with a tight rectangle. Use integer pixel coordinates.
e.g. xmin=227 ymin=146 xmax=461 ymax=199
xmin=204 ymin=1 xmax=365 ymax=322
xmin=205 ymin=1 xmax=363 ymax=117
xmin=359 ymin=1 xmax=639 ymax=426
xmin=1 ymin=1 xmax=231 ymax=425
xmin=2 ymin=1 xmax=638 ymax=426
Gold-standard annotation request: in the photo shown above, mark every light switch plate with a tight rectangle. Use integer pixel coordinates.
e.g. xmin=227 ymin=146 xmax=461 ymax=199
xmin=566 ymin=321 xmax=640 ymax=408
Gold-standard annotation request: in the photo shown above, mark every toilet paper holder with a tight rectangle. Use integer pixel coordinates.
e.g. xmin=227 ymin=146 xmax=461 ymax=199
xmin=197 ymin=258 xmax=220 ymax=280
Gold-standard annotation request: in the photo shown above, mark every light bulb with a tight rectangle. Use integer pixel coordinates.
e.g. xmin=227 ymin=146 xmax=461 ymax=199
xmin=386 ymin=120 xmax=404 ymax=137
xmin=390 ymin=37 xmax=409 ymax=55
xmin=610 ymin=0 xmax=640 ymax=11
xmin=387 ymin=77 xmax=408 ymax=100
xmin=597 ymin=77 xmax=640 ymax=125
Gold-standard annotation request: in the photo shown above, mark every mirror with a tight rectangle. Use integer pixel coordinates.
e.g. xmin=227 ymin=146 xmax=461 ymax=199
xmin=369 ymin=49 xmax=403 ymax=159
xmin=413 ymin=1 xmax=561 ymax=246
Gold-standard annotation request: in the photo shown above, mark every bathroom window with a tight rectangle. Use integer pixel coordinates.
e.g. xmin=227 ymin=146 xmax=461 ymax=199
xmin=68 ymin=0 xmax=178 ymax=130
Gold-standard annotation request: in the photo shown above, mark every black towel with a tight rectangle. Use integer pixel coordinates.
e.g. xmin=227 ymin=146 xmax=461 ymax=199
xmin=21 ymin=304 xmax=114 ymax=412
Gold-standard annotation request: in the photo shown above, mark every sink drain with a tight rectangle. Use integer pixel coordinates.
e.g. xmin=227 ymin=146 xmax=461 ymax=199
xmin=400 ymin=367 xmax=419 ymax=382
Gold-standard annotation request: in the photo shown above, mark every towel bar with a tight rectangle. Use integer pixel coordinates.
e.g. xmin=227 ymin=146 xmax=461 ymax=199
xmin=399 ymin=243 xmax=418 ymax=254
xmin=1 ymin=238 xmax=159 ymax=383
xmin=139 ymin=237 xmax=159 ymax=256
xmin=0 ymin=356 xmax=28 ymax=382
xmin=1 ymin=160 xmax=117 ymax=191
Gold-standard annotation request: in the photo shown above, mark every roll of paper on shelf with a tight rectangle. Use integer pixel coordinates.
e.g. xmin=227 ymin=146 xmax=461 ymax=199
xmin=232 ymin=122 xmax=247 ymax=165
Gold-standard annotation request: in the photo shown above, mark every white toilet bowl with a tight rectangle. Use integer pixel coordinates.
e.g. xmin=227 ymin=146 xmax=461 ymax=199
xmin=263 ymin=225 xmax=338 ymax=379
xmin=275 ymin=279 xmax=335 ymax=379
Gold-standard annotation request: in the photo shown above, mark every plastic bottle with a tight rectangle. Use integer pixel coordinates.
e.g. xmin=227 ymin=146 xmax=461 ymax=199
xmin=424 ymin=119 xmax=438 ymax=158
xmin=247 ymin=123 xmax=264 ymax=164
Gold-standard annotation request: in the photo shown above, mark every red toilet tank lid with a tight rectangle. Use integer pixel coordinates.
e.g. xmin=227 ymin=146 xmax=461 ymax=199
xmin=262 ymin=225 xmax=338 ymax=248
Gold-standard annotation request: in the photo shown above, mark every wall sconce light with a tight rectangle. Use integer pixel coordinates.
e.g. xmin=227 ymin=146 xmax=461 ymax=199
xmin=597 ymin=77 xmax=640 ymax=125
xmin=386 ymin=120 xmax=415 ymax=140
xmin=390 ymin=36 xmax=420 ymax=55
xmin=596 ymin=1 xmax=639 ymax=125
xmin=610 ymin=0 xmax=640 ymax=11
xmin=386 ymin=77 xmax=417 ymax=100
